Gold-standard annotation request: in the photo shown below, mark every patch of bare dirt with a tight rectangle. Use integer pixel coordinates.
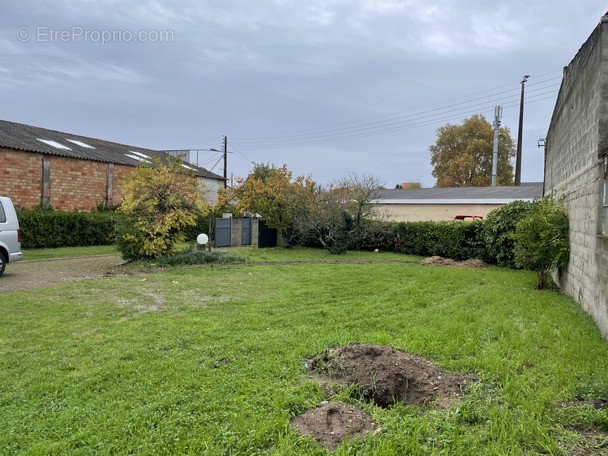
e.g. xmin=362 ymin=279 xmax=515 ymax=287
xmin=558 ymin=399 xmax=608 ymax=410
xmin=419 ymin=256 xmax=490 ymax=268
xmin=0 ymin=254 xmax=127 ymax=294
xmin=558 ymin=427 xmax=608 ymax=456
xmin=309 ymin=342 xmax=476 ymax=408
xmin=290 ymin=401 xmax=381 ymax=451
xmin=291 ymin=343 xmax=477 ymax=450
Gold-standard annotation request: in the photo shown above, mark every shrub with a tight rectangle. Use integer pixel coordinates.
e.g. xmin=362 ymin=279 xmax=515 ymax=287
xmin=513 ymin=195 xmax=569 ymax=289
xmin=17 ymin=209 xmax=117 ymax=249
xmin=356 ymin=220 xmax=394 ymax=251
xmin=156 ymin=249 xmax=244 ymax=267
xmin=116 ymin=157 xmax=211 ymax=261
xmin=482 ymin=200 xmax=534 ymax=267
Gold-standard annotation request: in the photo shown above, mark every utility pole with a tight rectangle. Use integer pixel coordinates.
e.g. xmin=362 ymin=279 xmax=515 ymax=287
xmin=223 ymin=135 xmax=228 ymax=189
xmin=491 ymin=105 xmax=503 ymax=187
xmin=515 ymin=75 xmax=530 ymax=186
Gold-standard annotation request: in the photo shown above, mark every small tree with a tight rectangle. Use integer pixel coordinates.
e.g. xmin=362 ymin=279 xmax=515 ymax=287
xmin=513 ymin=195 xmax=569 ymax=289
xmin=227 ymin=163 xmax=316 ymax=246
xmin=293 ymin=174 xmax=382 ymax=254
xmin=116 ymin=157 xmax=211 ymax=260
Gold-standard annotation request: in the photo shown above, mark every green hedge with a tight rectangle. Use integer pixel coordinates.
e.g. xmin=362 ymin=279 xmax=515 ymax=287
xmin=17 ymin=209 xmax=118 ymax=249
xmin=390 ymin=220 xmax=486 ymax=260
xmin=17 ymin=209 xmax=210 ymax=250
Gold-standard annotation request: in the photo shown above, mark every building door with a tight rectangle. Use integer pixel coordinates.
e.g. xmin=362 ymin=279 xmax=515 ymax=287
xmin=215 ymin=218 xmax=232 ymax=247
xmin=242 ymin=217 xmax=251 ymax=245
xmin=258 ymin=220 xmax=277 ymax=248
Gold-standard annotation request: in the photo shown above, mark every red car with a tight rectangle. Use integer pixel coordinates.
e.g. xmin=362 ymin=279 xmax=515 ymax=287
xmin=454 ymin=215 xmax=483 ymax=221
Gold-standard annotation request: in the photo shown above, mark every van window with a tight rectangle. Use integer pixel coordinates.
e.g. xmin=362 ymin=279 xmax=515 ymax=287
xmin=0 ymin=202 xmax=5 ymax=223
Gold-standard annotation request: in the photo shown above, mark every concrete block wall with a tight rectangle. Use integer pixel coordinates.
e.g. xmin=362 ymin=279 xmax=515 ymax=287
xmin=545 ymin=19 xmax=608 ymax=339
xmin=228 ymin=217 xmax=259 ymax=247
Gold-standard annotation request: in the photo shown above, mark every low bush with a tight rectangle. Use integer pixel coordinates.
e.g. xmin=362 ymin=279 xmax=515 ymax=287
xmin=514 ymin=195 xmax=569 ymax=289
xmin=17 ymin=209 xmax=117 ymax=249
xmin=156 ymin=249 xmax=244 ymax=267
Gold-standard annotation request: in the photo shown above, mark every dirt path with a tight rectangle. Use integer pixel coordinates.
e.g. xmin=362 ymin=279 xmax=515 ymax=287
xmin=0 ymin=256 xmax=419 ymax=295
xmin=0 ymin=254 xmax=126 ymax=294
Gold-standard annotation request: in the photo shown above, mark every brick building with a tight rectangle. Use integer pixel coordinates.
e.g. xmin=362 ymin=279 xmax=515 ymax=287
xmin=0 ymin=120 xmax=225 ymax=211
xmin=545 ymin=13 xmax=608 ymax=339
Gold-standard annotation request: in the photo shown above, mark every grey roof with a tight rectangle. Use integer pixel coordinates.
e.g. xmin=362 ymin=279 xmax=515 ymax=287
xmin=0 ymin=119 xmax=225 ymax=181
xmin=373 ymin=182 xmax=543 ymax=204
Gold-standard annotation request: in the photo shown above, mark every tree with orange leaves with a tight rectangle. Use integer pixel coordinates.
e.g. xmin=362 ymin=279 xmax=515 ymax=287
xmin=222 ymin=163 xmax=317 ymax=246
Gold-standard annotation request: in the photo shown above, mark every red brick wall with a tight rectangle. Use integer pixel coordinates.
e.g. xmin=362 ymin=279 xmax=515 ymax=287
xmin=0 ymin=148 xmax=138 ymax=210
xmin=49 ymin=156 xmax=108 ymax=211
xmin=112 ymin=165 xmax=135 ymax=204
xmin=0 ymin=149 xmax=213 ymax=211
xmin=0 ymin=148 xmax=42 ymax=209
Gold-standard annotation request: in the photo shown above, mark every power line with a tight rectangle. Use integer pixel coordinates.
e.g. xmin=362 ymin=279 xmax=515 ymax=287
xmin=227 ymin=140 xmax=255 ymax=164
xmin=232 ymin=77 xmax=561 ymax=145
xmin=229 ymin=87 xmax=559 ymax=150
xmin=161 ymin=71 xmax=563 ymax=155
xmin=231 ymin=93 xmax=559 ymax=151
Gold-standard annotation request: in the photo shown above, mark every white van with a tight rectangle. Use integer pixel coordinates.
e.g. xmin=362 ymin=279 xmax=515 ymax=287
xmin=0 ymin=196 xmax=23 ymax=276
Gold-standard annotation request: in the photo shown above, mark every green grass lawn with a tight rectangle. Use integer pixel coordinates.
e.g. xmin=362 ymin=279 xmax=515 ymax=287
xmin=1 ymin=249 xmax=607 ymax=454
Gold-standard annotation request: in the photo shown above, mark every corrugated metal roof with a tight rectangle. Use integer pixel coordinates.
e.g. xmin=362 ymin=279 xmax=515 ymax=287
xmin=373 ymin=183 xmax=543 ymax=203
xmin=0 ymin=119 xmax=225 ymax=181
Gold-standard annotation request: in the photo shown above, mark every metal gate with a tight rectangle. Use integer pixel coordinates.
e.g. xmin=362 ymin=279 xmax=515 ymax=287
xmin=258 ymin=220 xmax=277 ymax=248
xmin=242 ymin=217 xmax=251 ymax=245
xmin=215 ymin=218 xmax=232 ymax=247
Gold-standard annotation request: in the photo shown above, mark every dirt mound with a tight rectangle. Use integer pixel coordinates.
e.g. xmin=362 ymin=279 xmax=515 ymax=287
xmin=419 ymin=256 xmax=490 ymax=268
xmin=290 ymin=401 xmax=380 ymax=451
xmin=310 ymin=342 xmax=475 ymax=408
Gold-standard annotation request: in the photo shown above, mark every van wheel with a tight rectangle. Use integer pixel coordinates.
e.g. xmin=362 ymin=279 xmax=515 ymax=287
xmin=0 ymin=252 xmax=6 ymax=277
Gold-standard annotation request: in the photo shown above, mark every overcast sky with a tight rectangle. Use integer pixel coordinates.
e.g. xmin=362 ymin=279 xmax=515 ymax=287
xmin=1 ymin=1 xmax=606 ymax=188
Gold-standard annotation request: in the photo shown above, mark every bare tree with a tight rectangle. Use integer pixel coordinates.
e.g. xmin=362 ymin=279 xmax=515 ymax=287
xmin=293 ymin=174 xmax=383 ymax=254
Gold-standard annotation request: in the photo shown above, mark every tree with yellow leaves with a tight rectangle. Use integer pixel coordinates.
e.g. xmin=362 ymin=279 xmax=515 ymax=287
xmin=116 ymin=156 xmax=211 ymax=260
xmin=429 ymin=115 xmax=515 ymax=187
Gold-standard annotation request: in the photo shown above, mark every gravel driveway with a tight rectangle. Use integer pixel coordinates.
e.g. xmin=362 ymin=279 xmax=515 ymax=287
xmin=0 ymin=254 xmax=126 ymax=294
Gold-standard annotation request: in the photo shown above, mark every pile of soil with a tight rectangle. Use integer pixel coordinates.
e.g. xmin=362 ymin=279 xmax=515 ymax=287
xmin=291 ymin=343 xmax=476 ymax=449
xmin=419 ymin=256 xmax=490 ymax=268
xmin=309 ymin=342 xmax=475 ymax=408
xmin=290 ymin=401 xmax=380 ymax=451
